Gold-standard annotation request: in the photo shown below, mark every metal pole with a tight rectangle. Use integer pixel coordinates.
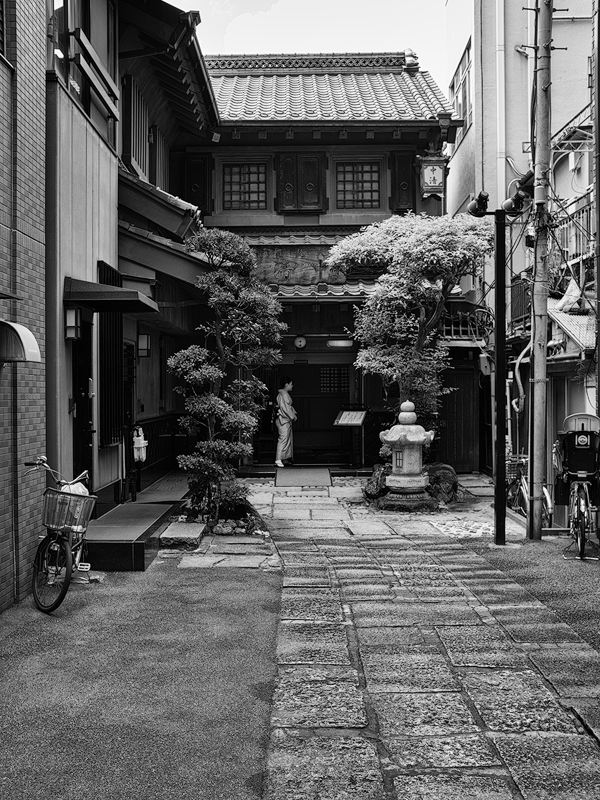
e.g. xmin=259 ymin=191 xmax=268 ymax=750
xmin=530 ymin=0 xmax=553 ymax=540
xmin=595 ymin=5 xmax=600 ymax=417
xmin=495 ymin=209 xmax=506 ymax=545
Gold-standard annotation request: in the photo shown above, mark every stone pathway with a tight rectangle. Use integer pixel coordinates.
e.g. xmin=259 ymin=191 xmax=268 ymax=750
xmin=246 ymin=479 xmax=600 ymax=800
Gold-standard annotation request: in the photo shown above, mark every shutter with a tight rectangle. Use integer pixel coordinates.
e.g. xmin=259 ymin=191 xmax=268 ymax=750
xmin=277 ymin=155 xmax=297 ymax=211
xmin=297 ymin=155 xmax=323 ymax=211
xmin=184 ymin=156 xmax=212 ymax=213
xmin=390 ymin=152 xmax=415 ymax=213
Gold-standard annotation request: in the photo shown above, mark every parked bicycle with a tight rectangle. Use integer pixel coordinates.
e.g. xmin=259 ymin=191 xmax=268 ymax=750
xmin=25 ymin=456 xmax=97 ymax=613
xmin=506 ymin=453 xmax=553 ymax=529
xmin=554 ymin=413 xmax=600 ymax=560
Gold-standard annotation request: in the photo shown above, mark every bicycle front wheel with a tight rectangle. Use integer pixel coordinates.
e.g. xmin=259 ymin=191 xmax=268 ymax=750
xmin=32 ymin=534 xmax=72 ymax=613
xmin=575 ymin=486 xmax=589 ymax=559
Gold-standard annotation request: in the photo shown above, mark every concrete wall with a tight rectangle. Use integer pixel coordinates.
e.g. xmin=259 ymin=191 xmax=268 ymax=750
xmin=0 ymin=0 xmax=47 ymax=612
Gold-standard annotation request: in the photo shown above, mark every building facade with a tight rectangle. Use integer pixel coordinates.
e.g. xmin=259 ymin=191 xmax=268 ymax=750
xmin=171 ymin=52 xmax=476 ymax=468
xmin=0 ymin=0 xmax=47 ymax=613
xmin=445 ymin=0 xmax=595 ymax=497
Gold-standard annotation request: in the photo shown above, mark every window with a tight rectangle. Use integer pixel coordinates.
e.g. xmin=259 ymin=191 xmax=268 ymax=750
xmin=449 ymin=42 xmax=472 ymax=146
xmin=223 ymin=163 xmax=267 ymax=210
xmin=122 ymin=75 xmax=149 ymax=178
xmin=276 ymin=153 xmax=327 ymax=213
xmin=336 ymin=162 xmax=380 ymax=208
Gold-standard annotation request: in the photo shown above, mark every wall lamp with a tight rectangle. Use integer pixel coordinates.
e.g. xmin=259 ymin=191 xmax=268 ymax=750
xmin=65 ymin=307 xmax=82 ymax=340
xmin=137 ymin=333 xmax=151 ymax=357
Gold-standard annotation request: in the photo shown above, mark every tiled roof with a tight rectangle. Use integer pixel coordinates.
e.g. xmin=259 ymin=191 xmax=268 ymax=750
xmin=207 ymin=53 xmax=455 ymax=123
xmin=548 ymin=297 xmax=596 ymax=350
xmin=273 ymin=281 xmax=376 ymax=299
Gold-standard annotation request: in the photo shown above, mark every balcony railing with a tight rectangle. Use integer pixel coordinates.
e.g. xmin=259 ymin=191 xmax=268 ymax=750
xmin=440 ymin=302 xmax=494 ymax=343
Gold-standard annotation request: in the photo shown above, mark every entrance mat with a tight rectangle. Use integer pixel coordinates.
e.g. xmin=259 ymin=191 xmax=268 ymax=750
xmin=276 ymin=468 xmax=332 ymax=487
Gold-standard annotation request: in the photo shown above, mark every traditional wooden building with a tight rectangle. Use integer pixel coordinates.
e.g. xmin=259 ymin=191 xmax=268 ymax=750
xmin=45 ymin=0 xmax=219 ymax=516
xmin=170 ymin=51 xmax=473 ymax=468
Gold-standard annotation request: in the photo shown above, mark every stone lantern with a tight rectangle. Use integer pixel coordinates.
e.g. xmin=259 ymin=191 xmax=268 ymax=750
xmin=378 ymin=400 xmax=437 ymax=510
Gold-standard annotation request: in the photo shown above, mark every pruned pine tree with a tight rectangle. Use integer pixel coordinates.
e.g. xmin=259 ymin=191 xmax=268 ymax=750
xmin=168 ymin=229 xmax=286 ymax=522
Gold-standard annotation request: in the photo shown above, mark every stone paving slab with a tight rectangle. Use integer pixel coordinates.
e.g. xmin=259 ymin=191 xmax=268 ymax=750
xmin=492 ymin=732 xmax=600 ymax=799
xmin=386 ymin=734 xmax=501 ymax=769
xmin=490 ymin=607 xmax=585 ymax=644
xmin=436 ymin=624 xmax=528 ymax=668
xmin=461 ymin=670 xmax=577 ymax=733
xmin=529 ymin=648 xmax=600 ymax=697
xmin=339 ymin=584 xmax=396 ymax=601
xmin=269 ymin=519 xmax=350 ymax=529
xmin=391 ymin=774 xmax=515 ymax=800
xmin=357 ymin=626 xmax=426 ymax=651
xmin=272 ymin=665 xmax=367 ymax=728
xmin=277 ymin=621 xmax=350 ymax=665
xmin=264 ymin=731 xmax=385 ymax=800
xmin=372 ymin=691 xmax=478 ymax=736
xmin=362 ymin=652 xmax=460 ymax=692
xmin=345 ymin=522 xmax=395 ymax=536
xmin=280 ymin=592 xmax=344 ymax=622
xmin=351 ymin=601 xmax=483 ymax=628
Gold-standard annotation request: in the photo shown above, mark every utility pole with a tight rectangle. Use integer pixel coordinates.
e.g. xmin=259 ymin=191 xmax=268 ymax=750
xmin=530 ymin=0 xmax=553 ymax=540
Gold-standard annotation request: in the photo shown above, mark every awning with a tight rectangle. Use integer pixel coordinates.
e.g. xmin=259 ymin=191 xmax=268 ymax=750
xmin=64 ymin=278 xmax=159 ymax=313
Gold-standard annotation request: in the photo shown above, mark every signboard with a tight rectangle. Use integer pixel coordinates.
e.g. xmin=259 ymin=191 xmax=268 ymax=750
xmin=333 ymin=409 xmax=367 ymax=427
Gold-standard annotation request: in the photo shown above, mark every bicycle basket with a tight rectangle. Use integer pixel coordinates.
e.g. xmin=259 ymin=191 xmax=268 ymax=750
xmin=42 ymin=488 xmax=97 ymax=532
xmin=506 ymin=458 xmax=527 ymax=482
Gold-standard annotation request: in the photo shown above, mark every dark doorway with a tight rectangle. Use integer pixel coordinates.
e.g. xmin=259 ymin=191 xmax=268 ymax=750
xmin=437 ymin=366 xmax=478 ymax=473
xmin=255 ymin=364 xmax=355 ymax=465
xmin=71 ymin=320 xmax=94 ymax=485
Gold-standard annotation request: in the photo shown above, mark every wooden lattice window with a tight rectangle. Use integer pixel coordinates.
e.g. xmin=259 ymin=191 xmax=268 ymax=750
xmin=336 ymin=162 xmax=380 ymax=208
xmin=223 ymin=163 xmax=267 ymax=209
xmin=320 ymin=366 xmax=350 ymax=394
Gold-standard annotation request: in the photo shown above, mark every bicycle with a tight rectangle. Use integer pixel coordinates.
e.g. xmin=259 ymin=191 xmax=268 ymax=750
xmin=506 ymin=454 xmax=553 ymax=529
xmin=25 ymin=456 xmax=97 ymax=613
xmin=554 ymin=413 xmax=600 ymax=561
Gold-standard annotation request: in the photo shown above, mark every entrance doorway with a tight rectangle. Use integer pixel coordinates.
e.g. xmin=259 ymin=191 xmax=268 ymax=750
xmin=71 ymin=320 xmax=94 ymax=486
xmin=256 ymin=363 xmax=357 ymax=465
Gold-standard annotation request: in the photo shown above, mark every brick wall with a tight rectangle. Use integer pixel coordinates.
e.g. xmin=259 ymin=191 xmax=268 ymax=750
xmin=0 ymin=0 xmax=47 ymax=613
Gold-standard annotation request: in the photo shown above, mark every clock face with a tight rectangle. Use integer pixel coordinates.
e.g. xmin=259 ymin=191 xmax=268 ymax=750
xmin=294 ymin=336 xmax=307 ymax=350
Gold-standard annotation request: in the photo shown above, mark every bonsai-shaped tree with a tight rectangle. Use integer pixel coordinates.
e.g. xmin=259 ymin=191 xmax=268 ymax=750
xmin=168 ymin=228 xmax=285 ymax=523
xmin=326 ymin=212 xmax=494 ymax=430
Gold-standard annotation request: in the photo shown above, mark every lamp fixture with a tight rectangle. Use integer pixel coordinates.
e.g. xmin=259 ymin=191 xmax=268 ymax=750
xmin=137 ymin=333 xmax=151 ymax=357
xmin=327 ymin=339 xmax=354 ymax=348
xmin=65 ymin=307 xmax=82 ymax=340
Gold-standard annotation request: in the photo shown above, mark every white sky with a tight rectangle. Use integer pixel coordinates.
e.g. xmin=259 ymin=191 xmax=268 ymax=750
xmin=171 ymin=0 xmax=450 ymax=92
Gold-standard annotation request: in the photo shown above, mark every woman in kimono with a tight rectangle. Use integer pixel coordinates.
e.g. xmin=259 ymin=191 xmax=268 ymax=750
xmin=275 ymin=376 xmax=297 ymax=467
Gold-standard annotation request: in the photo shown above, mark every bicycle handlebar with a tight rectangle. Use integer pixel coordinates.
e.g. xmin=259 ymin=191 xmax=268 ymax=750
xmin=24 ymin=457 xmax=89 ymax=487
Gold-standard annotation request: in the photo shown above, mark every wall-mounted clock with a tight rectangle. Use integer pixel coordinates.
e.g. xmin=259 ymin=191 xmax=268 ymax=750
xmin=294 ymin=336 xmax=307 ymax=350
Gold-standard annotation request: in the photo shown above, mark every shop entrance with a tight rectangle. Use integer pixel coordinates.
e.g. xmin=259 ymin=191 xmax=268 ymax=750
xmin=256 ymin=363 xmax=358 ymax=465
